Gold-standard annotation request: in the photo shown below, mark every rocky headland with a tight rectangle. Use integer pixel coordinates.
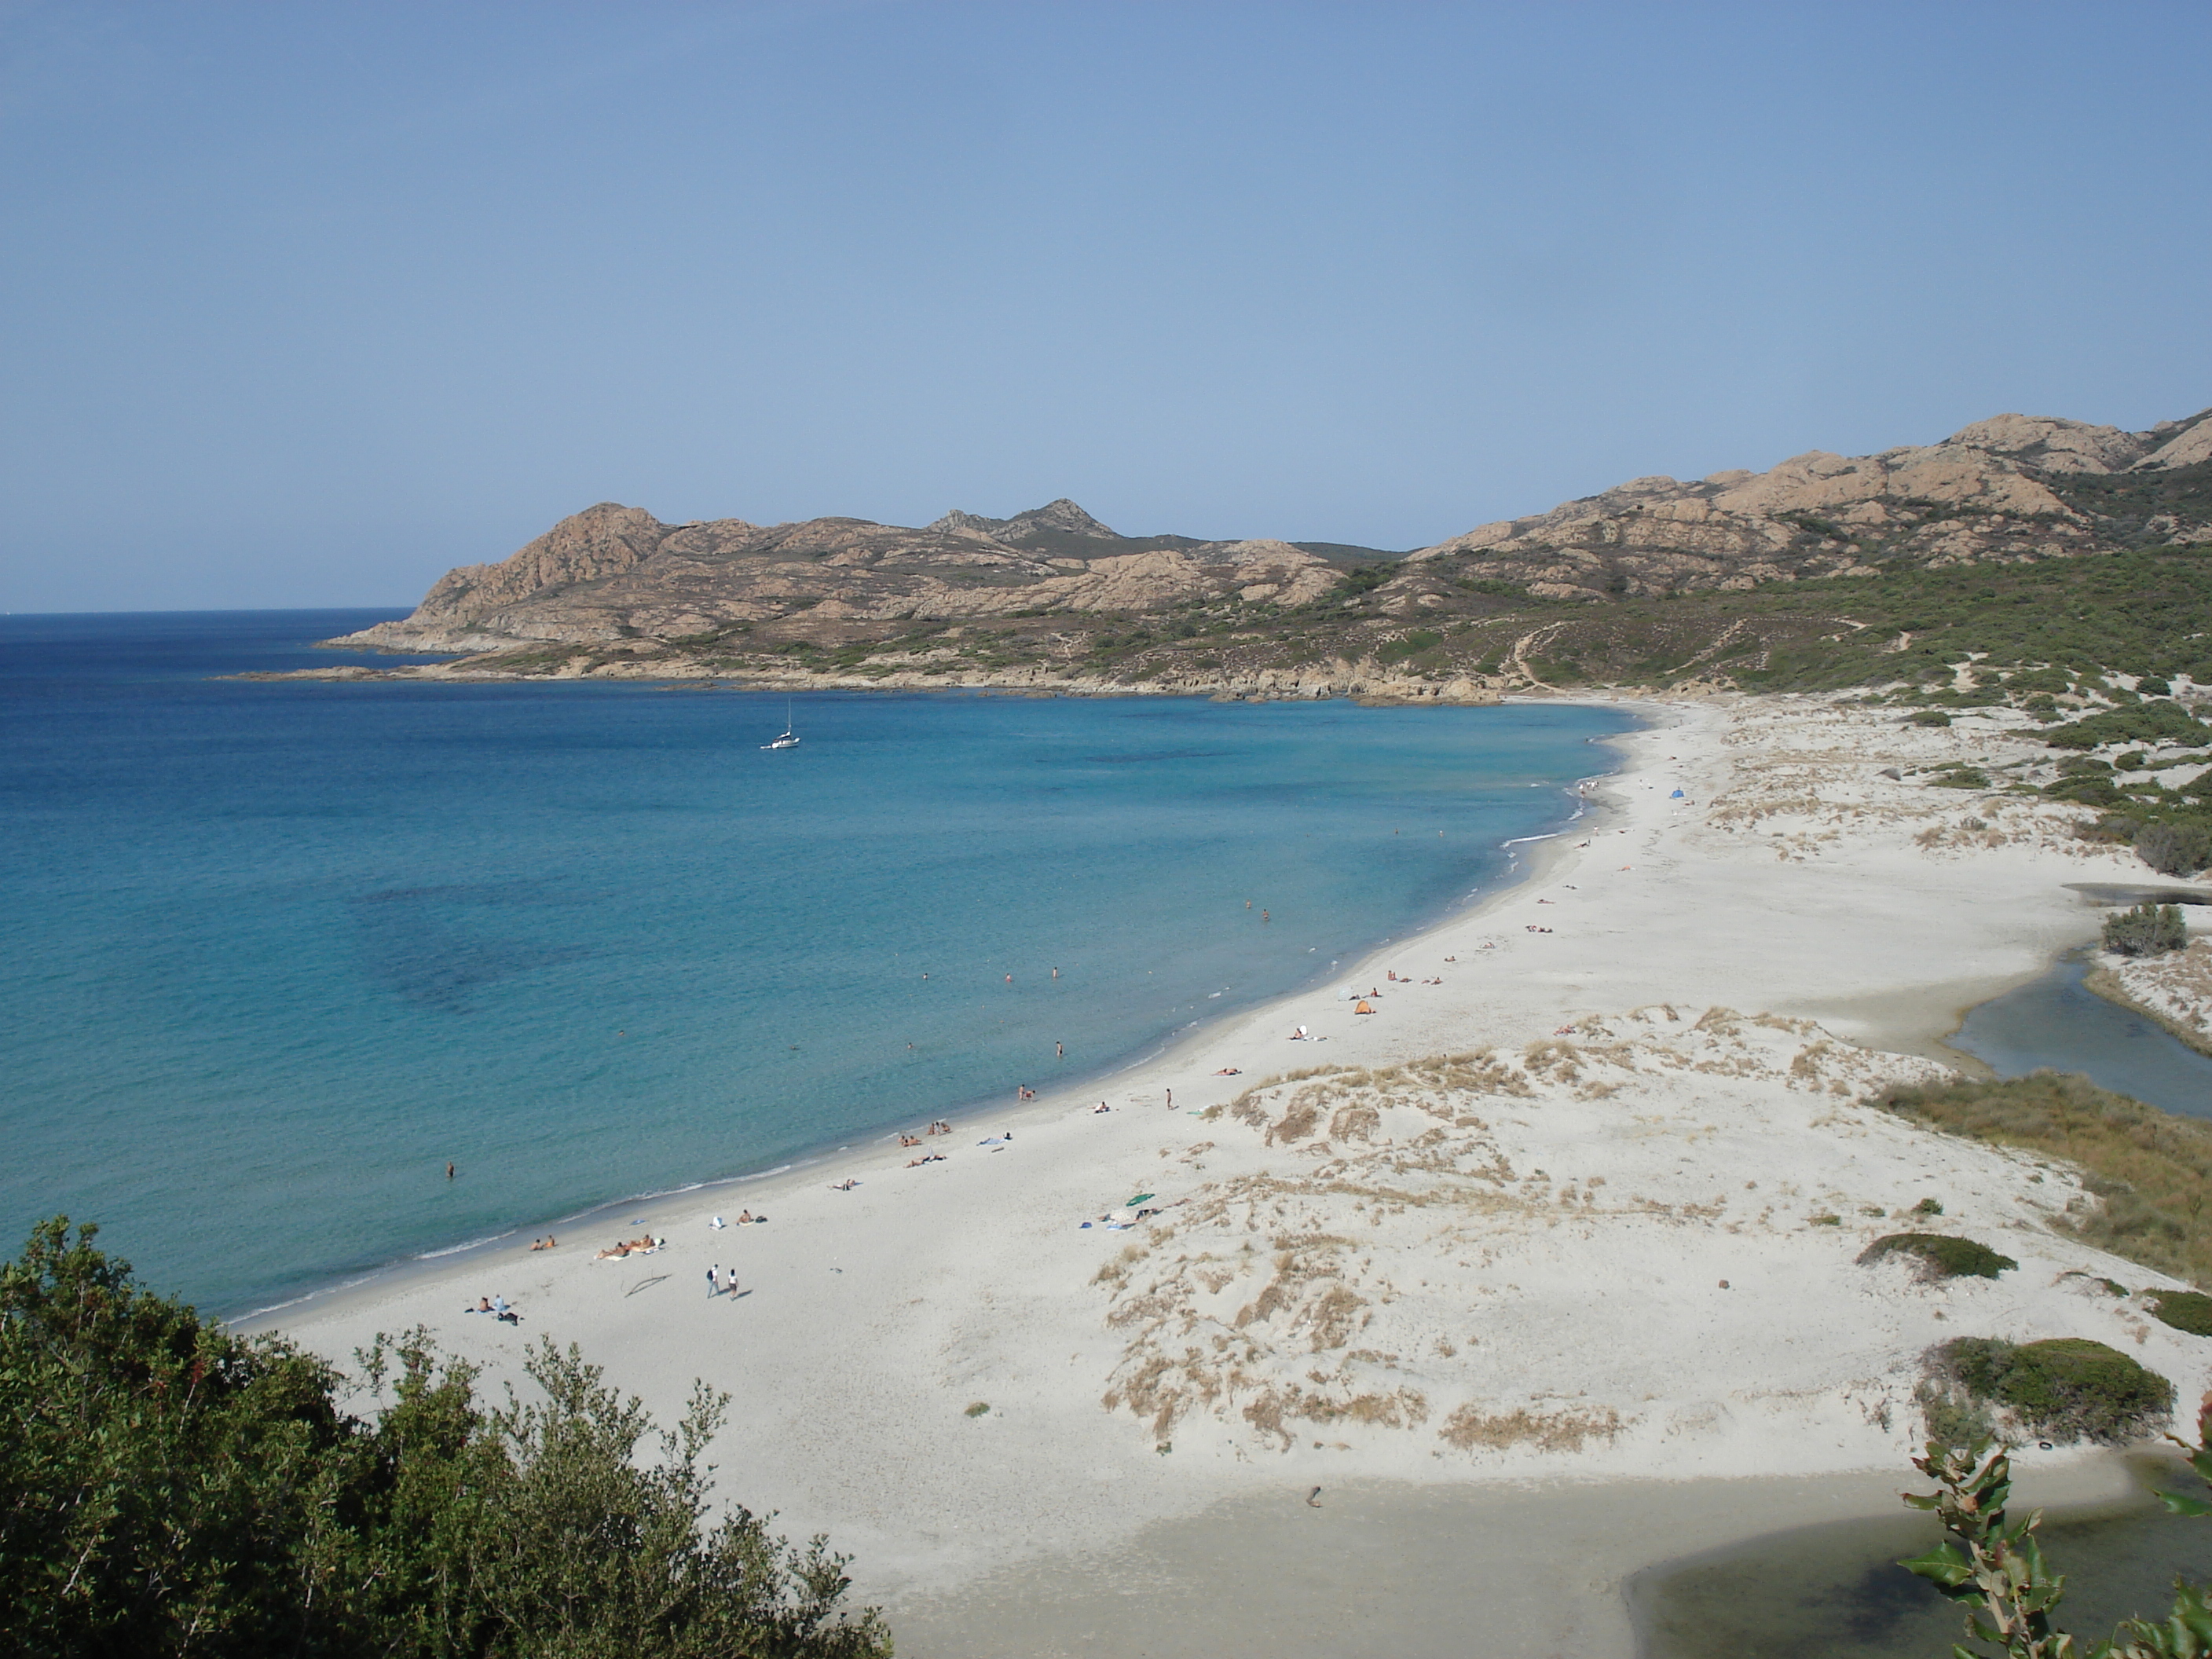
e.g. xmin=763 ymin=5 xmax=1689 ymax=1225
xmin=269 ymin=405 xmax=2212 ymax=701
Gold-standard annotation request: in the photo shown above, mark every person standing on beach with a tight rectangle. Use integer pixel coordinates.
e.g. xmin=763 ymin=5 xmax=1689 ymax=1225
xmin=1165 ymin=1088 xmax=1173 ymax=1110
xmin=723 ymin=1268 xmax=738 ymax=1299
xmin=706 ymin=1265 xmax=719 ymax=1298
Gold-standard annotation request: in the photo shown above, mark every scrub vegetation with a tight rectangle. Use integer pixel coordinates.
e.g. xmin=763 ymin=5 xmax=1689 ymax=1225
xmin=1873 ymin=1075 xmax=2212 ymax=1289
xmin=2104 ymin=903 xmax=2190 ymax=957
xmin=0 ymin=1218 xmax=891 ymax=1659
xmin=1925 ymin=1335 xmax=2171 ymax=1445
xmin=1857 ymin=1232 xmax=2018 ymax=1280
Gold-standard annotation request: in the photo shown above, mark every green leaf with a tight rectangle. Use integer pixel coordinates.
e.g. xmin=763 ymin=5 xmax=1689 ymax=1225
xmin=1901 ymin=1544 xmax=1978 ymax=1590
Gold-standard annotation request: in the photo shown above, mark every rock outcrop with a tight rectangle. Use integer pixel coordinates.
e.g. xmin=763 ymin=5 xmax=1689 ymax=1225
xmin=1406 ymin=408 xmax=2212 ymax=602
xmin=335 ymin=502 xmax=1342 ymax=654
xmin=333 ymin=404 xmax=2212 ymax=662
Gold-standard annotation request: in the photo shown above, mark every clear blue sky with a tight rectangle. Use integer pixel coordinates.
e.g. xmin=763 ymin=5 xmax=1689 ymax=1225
xmin=5 ymin=2 xmax=2210 ymax=611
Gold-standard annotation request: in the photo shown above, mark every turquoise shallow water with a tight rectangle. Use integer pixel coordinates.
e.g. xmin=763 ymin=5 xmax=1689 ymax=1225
xmin=0 ymin=611 xmax=1633 ymax=1316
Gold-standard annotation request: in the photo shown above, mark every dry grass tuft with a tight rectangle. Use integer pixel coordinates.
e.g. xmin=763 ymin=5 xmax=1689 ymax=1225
xmin=1437 ymin=1403 xmax=1624 ymax=1453
xmin=1876 ymin=1074 xmax=2212 ymax=1288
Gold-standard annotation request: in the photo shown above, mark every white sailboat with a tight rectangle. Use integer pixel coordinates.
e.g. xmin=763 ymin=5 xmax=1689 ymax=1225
xmin=762 ymin=698 xmax=799 ymax=750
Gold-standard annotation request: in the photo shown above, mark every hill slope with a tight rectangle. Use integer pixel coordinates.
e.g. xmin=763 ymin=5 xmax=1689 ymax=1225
xmin=312 ymin=405 xmax=2212 ymax=697
xmin=1411 ymin=408 xmax=2212 ymax=601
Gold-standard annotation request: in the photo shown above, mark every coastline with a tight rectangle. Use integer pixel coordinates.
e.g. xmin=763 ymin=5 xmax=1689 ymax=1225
xmin=236 ymin=709 xmax=1640 ymax=1328
xmin=258 ymin=689 xmax=2207 ymax=1657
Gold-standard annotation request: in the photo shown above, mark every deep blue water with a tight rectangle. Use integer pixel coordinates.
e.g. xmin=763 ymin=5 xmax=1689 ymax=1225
xmin=0 ymin=610 xmax=1633 ymax=1315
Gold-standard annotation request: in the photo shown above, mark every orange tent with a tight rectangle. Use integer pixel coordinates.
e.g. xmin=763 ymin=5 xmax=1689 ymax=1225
xmin=1353 ymin=1000 xmax=1375 ymax=1015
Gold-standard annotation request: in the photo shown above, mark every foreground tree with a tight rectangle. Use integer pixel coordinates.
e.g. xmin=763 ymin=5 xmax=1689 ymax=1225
xmin=0 ymin=1218 xmax=891 ymax=1658
xmin=1903 ymin=1407 xmax=2212 ymax=1657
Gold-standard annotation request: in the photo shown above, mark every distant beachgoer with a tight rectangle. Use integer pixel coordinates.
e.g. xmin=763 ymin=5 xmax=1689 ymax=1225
xmin=723 ymin=1269 xmax=738 ymax=1298
xmin=1095 ymin=1101 xmax=1110 ymax=1113
xmin=1261 ymin=909 xmax=1269 ymax=923
xmin=1056 ymin=1042 xmax=1064 ymax=1058
xmin=546 ymin=1235 xmax=555 ymax=1247
xmin=447 ymin=1162 xmax=456 ymax=1181
xmin=706 ymin=1265 xmax=719 ymax=1298
xmin=1005 ymin=973 xmax=1013 ymax=984
xmin=1165 ymin=1088 xmax=1173 ymax=1109
xmin=1052 ymin=966 xmax=1060 ymax=979
xmin=474 ymin=1296 xmax=493 ymax=1312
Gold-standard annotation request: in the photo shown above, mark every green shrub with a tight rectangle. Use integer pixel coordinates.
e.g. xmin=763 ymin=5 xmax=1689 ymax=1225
xmin=1910 ymin=709 xmax=1953 ymax=727
xmin=2148 ymin=1289 xmax=2212 ymax=1336
xmin=2103 ymin=901 xmax=2188 ymax=956
xmin=0 ymin=1218 xmax=892 ymax=1658
xmin=1915 ymin=1378 xmax=1995 ymax=1449
xmin=2045 ymin=701 xmax=2211 ymax=751
xmin=1858 ymin=1232 xmax=2016 ymax=1279
xmin=1914 ymin=1196 xmax=1945 ymax=1217
xmin=1933 ymin=1335 xmax=2173 ymax=1445
xmin=2045 ymin=775 xmax=2126 ymax=806
xmin=2136 ymin=822 xmax=2212 ymax=877
xmin=1375 ymin=629 xmax=1443 ymax=665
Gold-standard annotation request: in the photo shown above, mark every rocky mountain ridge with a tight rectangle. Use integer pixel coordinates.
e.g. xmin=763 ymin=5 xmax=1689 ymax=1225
xmin=332 ymin=500 xmax=1353 ymax=655
xmin=1407 ymin=408 xmax=2212 ymax=602
xmin=313 ymin=404 xmax=2212 ymax=698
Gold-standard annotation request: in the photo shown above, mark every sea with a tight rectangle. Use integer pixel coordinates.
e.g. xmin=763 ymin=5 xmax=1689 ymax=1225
xmin=0 ymin=610 xmax=1635 ymax=1317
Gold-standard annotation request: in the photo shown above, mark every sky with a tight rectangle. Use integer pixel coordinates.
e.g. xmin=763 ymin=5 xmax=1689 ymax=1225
xmin=4 ymin=2 xmax=2210 ymax=613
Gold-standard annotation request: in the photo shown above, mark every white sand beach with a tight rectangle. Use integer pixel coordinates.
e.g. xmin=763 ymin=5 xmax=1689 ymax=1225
xmin=258 ymin=691 xmax=2209 ymax=1656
